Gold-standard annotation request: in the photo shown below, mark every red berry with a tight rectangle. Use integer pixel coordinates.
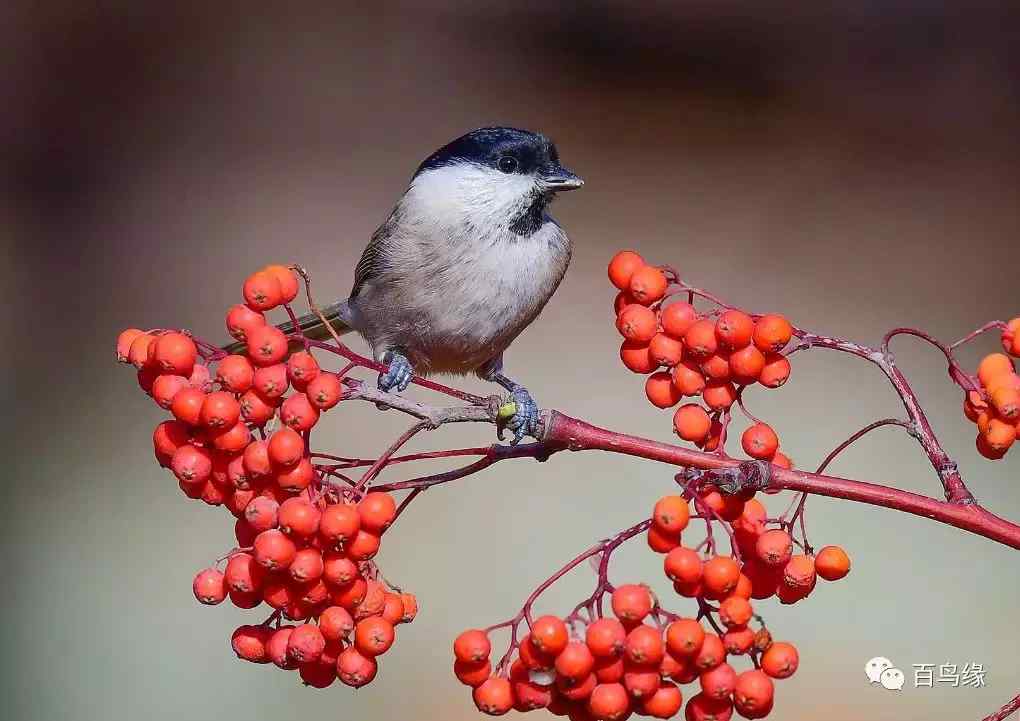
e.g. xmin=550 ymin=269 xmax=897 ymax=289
xmin=617 ymin=305 xmax=658 ymax=343
xmin=287 ymin=623 xmax=326 ymax=664
xmin=153 ymin=420 xmax=190 ymax=466
xmin=729 ymin=345 xmax=766 ymax=385
xmin=718 ymin=597 xmax=753 ymax=628
xmin=200 ymin=391 xmax=241 ymax=430
xmin=320 ymin=504 xmax=361 ymax=546
xmin=116 ymin=328 xmax=144 ymax=363
xmin=154 ymin=332 xmax=197 ymax=376
xmin=629 ymin=266 xmax=668 ymax=304
xmin=306 ymin=372 xmax=343 ymax=410
xmin=286 ymin=351 xmax=320 ymax=389
xmin=337 ymin=646 xmax=377 ymax=687
xmin=224 ymin=553 xmax=265 ymax=594
xmin=171 ymin=444 xmax=213 ymax=485
xmin=741 ymin=423 xmax=779 ymax=460
xmin=346 ymin=529 xmax=381 ymax=561
xmin=625 ymin=624 xmax=665 ymax=666
xmin=299 ymin=660 xmax=336 ymax=688
xmin=733 ymin=670 xmax=774 ymax=719
xmin=641 ymin=681 xmax=682 ymax=719
xmin=454 ymin=629 xmax=492 ymax=663
xmin=588 ymin=682 xmax=630 ymax=721
xmin=192 ymin=568 xmax=226 ymax=604
xmin=354 ymin=616 xmax=395 ymax=657
xmin=684 ymin=319 xmax=718 ymax=358
xmin=253 ymin=529 xmax=296 ymax=571
xmin=699 ymin=662 xmax=737 ymax=700
xmin=760 ymin=641 xmax=798 ymax=679
xmin=266 ymin=626 xmax=297 ymax=669
xmin=239 ymin=389 xmax=277 ymax=426
xmin=531 ymin=615 xmax=569 ymax=656
xmin=243 ymin=270 xmax=283 ymax=311
xmin=289 ymin=548 xmax=325 ymax=583
xmin=263 ymin=264 xmax=299 ymax=303
xmin=611 ymin=584 xmax=653 ymax=624
xmin=244 ymin=495 xmax=279 ymax=532
xmin=715 ymin=310 xmax=753 ymax=350
xmin=653 ymin=495 xmax=690 ymax=534
xmin=278 ymin=497 xmax=321 ymax=537
xmin=226 ymin=304 xmax=266 ymax=342
xmin=758 ymin=353 xmax=791 ymax=388
xmin=620 ymin=340 xmax=658 ymax=374
xmin=319 ymin=606 xmax=355 ymax=643
xmin=753 ymin=315 xmax=793 ymax=353
xmin=474 ymin=677 xmax=515 ymax=716
xmin=275 ymin=457 xmax=314 ymax=493
xmin=661 ymin=302 xmax=697 ymax=339
xmin=322 ymin=554 xmax=359 ymax=587
xmin=246 ymin=325 xmax=289 ymax=366
xmin=684 ymin=693 xmax=733 ymax=721
xmin=585 ymin=618 xmax=627 ymax=658
xmin=556 ymin=641 xmax=595 ymax=680
xmin=268 ymin=427 xmax=304 ymax=467
xmin=211 ymin=421 xmax=250 ymax=453
xmin=608 ymin=250 xmax=645 ymax=290
xmin=815 ymin=545 xmax=851 ymax=581
xmin=358 ymin=492 xmax=397 ymax=534
xmin=253 ymin=363 xmax=289 ymax=399
xmin=665 ymin=619 xmax=705 ymax=658
xmin=170 ymin=387 xmax=206 ymax=425
xmin=216 ymin=355 xmax=255 ymax=393
xmin=151 ymin=374 xmax=189 ymax=409
xmin=128 ymin=332 xmax=156 ymax=369
xmin=231 ymin=625 xmax=270 ymax=663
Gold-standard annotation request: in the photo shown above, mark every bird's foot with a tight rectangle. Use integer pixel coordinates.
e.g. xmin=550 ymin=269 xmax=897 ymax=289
xmin=497 ymin=385 xmax=541 ymax=446
xmin=378 ymin=351 xmax=414 ymax=393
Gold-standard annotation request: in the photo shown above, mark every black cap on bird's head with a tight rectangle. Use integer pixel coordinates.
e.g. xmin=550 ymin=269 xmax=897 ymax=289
xmin=414 ymin=127 xmax=584 ymax=192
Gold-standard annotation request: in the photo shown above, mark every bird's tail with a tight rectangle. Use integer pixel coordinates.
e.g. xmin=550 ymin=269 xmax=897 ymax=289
xmin=222 ymin=300 xmax=353 ymax=355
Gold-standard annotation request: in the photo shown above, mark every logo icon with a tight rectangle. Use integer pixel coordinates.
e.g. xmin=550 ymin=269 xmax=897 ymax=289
xmin=866 ymin=657 xmax=905 ymax=690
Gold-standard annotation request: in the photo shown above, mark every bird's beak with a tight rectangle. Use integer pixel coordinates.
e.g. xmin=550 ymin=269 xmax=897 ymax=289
xmin=542 ymin=165 xmax=584 ymax=191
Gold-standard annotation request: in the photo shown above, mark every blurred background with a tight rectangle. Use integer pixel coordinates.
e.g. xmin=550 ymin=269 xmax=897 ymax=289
xmin=4 ymin=2 xmax=1019 ymax=720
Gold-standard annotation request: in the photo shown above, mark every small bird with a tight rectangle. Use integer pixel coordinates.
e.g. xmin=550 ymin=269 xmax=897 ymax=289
xmin=233 ymin=127 xmax=583 ymax=443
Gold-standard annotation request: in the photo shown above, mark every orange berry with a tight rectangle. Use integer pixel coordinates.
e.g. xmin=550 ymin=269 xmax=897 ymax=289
xmin=672 ymin=360 xmax=707 ymax=396
xmin=649 ymin=333 xmax=684 ymax=367
xmin=741 ymin=423 xmax=779 ymax=460
xmin=715 ymin=310 xmax=754 ymax=350
xmin=585 ymin=618 xmax=627 ymax=658
xmin=665 ymin=618 xmax=705 ymax=658
xmin=692 ymin=634 xmax=725 ymax=671
xmin=699 ymin=662 xmax=737 ymax=700
xmin=697 ymin=485 xmax=745 ymax=521
xmin=154 ymin=332 xmax=198 ymax=377
xmin=263 ymin=264 xmax=299 ymax=303
xmin=755 ymin=529 xmax=793 ymax=567
xmin=1001 ymin=317 xmax=1020 ymax=357
xmin=964 ymin=390 xmax=988 ymax=422
xmin=128 ymin=332 xmax=156 ymax=369
xmin=729 ymin=346 xmax=766 ymax=385
xmin=647 ymin=525 xmax=681 ymax=553
xmin=699 ymin=352 xmax=731 ymax=382
xmin=758 ymin=352 xmax=791 ymax=388
xmin=629 ymin=266 xmax=668 ymax=305
xmin=673 ymin=404 xmax=711 ymax=442
xmin=243 ymin=270 xmax=284 ymax=312
xmin=814 ymin=545 xmax=851 ymax=581
xmin=653 ymin=495 xmax=691 ymax=534
xmin=588 ymin=682 xmax=630 ymax=721
xmin=454 ymin=658 xmax=490 ymax=687
xmin=358 ymin=491 xmax=397 ymax=534
xmin=246 ymin=325 xmax=289 ymax=366
xmin=473 ymin=677 xmax=514 ymax=716
xmin=454 ymin=629 xmax=491 ymax=663
xmin=268 ymin=427 xmax=304 ymax=467
xmin=116 ymin=328 xmax=144 ymax=363
xmin=620 ymin=341 xmax=658 ymax=374
xmin=976 ymin=432 xmax=1006 ymax=460
xmin=625 ymin=624 xmax=665 ymax=666
xmin=771 ymin=450 xmax=793 ymax=469
xmin=684 ymin=319 xmax=718 ymax=358
xmin=664 ymin=547 xmax=702 ymax=585
xmin=608 ymin=250 xmax=646 ymax=291
xmin=991 ymin=384 xmax=1020 ymax=420
xmin=200 ymin=391 xmax=241 ymax=430
xmin=216 ymin=355 xmax=255 ymax=393
xmin=531 ymin=615 xmax=569 ymax=656
xmin=753 ymin=314 xmax=793 ymax=353
xmin=646 ymin=371 xmax=682 ymax=408
xmin=611 ymin=584 xmax=653 ymax=624
xmin=983 ymin=417 xmax=1016 ymax=452
xmin=718 ymin=596 xmax=753 ymax=628
xmin=722 ymin=626 xmax=755 ymax=655
xmin=782 ymin=554 xmax=817 ymax=592
xmin=614 ymin=291 xmax=635 ymax=315
xmin=760 ymin=641 xmax=798 ymax=679
xmin=661 ymin=302 xmax=698 ymax=339
xmin=702 ymin=380 xmax=737 ymax=411
xmin=225 ymin=304 xmax=267 ymax=343
xmin=617 ymin=304 xmax=658 ymax=343
xmin=701 ymin=557 xmax=740 ymax=598
xmin=556 ymin=641 xmax=596 ymax=681
xmin=354 ymin=616 xmax=395 ymax=657
xmin=640 ymin=681 xmax=682 ymax=719
xmin=623 ymin=664 xmax=660 ymax=699
xmin=733 ymin=670 xmax=774 ymax=718
xmin=978 ymin=353 xmax=1015 ymax=388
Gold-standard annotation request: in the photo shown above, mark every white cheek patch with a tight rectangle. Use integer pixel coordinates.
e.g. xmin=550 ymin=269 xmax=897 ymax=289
xmin=408 ymin=164 xmax=539 ymax=234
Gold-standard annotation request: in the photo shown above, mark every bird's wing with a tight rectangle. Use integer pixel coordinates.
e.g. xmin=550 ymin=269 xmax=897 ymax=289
xmin=350 ymin=208 xmax=401 ymax=299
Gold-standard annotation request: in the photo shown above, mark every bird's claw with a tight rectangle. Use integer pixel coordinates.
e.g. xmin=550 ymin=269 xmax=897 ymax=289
xmin=497 ymin=386 xmax=540 ymax=446
xmin=378 ymin=351 xmax=414 ymax=393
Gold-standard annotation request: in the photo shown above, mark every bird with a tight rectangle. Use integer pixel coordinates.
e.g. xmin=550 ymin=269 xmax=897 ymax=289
xmin=227 ymin=127 xmax=583 ymax=444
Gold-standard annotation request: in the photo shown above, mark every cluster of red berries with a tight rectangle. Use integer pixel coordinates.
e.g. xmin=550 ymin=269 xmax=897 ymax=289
xmin=966 ymin=328 xmax=1020 ymax=459
xmin=608 ymin=251 xmax=794 ymax=462
xmin=455 ymin=494 xmax=849 ymax=720
xmin=116 ymin=264 xmax=418 ymax=689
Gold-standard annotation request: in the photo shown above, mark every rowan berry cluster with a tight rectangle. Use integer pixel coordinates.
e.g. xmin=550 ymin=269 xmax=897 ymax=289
xmin=967 ymin=333 xmax=1020 ymax=459
xmin=609 ymin=251 xmax=793 ymax=465
xmin=456 ymin=487 xmax=849 ymax=720
xmin=116 ymin=264 xmax=418 ymax=689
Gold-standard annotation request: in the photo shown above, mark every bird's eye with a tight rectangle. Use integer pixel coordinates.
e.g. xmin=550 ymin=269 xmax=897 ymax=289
xmin=497 ymin=155 xmax=518 ymax=173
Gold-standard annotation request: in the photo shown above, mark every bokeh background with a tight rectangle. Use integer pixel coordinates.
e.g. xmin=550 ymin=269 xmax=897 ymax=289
xmin=4 ymin=3 xmax=1019 ymax=720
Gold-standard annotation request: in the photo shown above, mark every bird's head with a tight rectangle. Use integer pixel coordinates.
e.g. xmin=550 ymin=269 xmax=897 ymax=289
xmin=405 ymin=127 xmax=583 ymax=238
